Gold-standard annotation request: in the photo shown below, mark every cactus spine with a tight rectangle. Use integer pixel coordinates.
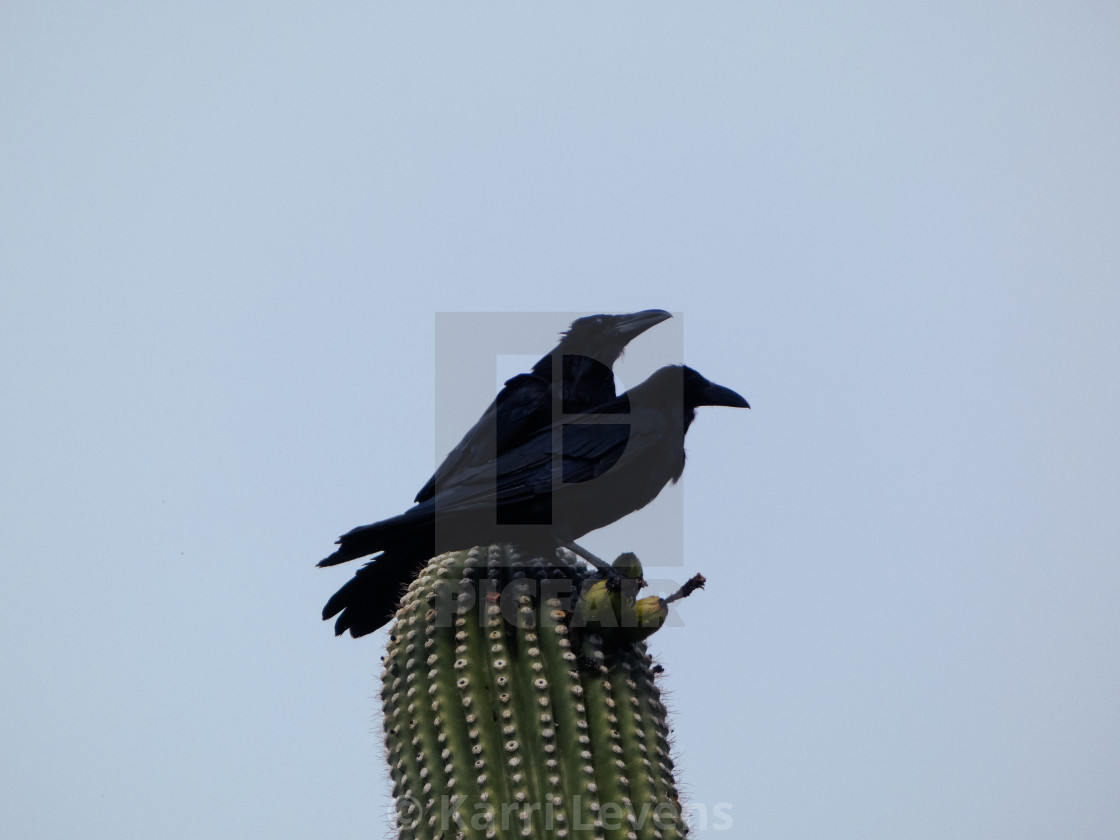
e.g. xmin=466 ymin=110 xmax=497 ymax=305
xmin=380 ymin=544 xmax=688 ymax=839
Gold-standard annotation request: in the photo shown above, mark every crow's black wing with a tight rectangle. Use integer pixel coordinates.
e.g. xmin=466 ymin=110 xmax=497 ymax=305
xmin=414 ymin=372 xmax=549 ymax=504
xmin=426 ymin=409 xmax=659 ymax=518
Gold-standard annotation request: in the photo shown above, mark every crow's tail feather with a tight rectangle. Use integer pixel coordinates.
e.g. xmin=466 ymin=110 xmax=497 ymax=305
xmin=322 ymin=548 xmax=429 ymax=637
xmin=317 ymin=505 xmax=434 ymax=567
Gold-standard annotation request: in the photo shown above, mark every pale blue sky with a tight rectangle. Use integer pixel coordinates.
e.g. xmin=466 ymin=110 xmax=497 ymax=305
xmin=2 ymin=4 xmax=1118 ymax=839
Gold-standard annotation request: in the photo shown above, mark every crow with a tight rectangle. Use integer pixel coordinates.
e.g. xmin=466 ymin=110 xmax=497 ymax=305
xmin=321 ymin=365 xmax=748 ymax=637
xmin=413 ymin=309 xmax=672 ymax=504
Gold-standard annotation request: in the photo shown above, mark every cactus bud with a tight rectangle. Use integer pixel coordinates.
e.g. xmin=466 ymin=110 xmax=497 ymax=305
xmin=620 ymin=596 xmax=670 ymax=643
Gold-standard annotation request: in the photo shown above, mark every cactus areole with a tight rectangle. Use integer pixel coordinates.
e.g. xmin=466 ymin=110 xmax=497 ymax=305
xmin=380 ymin=544 xmax=690 ymax=839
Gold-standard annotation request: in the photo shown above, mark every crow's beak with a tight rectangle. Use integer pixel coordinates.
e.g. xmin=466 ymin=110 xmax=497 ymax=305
xmin=701 ymin=381 xmax=750 ymax=409
xmin=613 ymin=309 xmax=672 ymax=339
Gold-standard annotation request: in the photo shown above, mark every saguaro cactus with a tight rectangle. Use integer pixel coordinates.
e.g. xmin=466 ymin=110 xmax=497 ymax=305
xmin=380 ymin=544 xmax=689 ymax=839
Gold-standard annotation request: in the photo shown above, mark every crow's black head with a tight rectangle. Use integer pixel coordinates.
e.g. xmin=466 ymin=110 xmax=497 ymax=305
xmin=558 ymin=309 xmax=672 ymax=365
xmin=680 ymin=365 xmax=750 ymax=410
xmin=637 ymin=365 xmax=750 ymax=412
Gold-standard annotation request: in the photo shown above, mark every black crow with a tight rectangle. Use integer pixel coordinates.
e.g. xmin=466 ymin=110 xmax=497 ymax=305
xmin=321 ymin=365 xmax=748 ymax=637
xmin=413 ymin=309 xmax=672 ymax=504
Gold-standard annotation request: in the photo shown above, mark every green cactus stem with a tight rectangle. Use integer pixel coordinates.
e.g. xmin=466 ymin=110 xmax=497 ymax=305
xmin=380 ymin=544 xmax=691 ymax=840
